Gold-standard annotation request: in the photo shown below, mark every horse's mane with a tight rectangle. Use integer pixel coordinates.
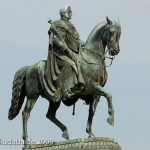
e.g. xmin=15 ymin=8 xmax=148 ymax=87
xmin=85 ymin=20 xmax=121 ymax=49
xmin=85 ymin=21 xmax=107 ymax=46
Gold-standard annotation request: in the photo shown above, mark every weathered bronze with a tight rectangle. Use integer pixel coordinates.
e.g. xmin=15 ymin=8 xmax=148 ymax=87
xmin=8 ymin=5 xmax=121 ymax=148
xmin=45 ymin=5 xmax=85 ymax=101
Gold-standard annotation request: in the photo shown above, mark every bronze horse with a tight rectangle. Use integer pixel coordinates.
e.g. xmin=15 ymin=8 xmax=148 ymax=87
xmin=8 ymin=17 xmax=121 ymax=144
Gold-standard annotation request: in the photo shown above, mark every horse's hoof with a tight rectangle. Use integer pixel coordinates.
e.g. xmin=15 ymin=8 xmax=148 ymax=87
xmin=88 ymin=133 xmax=95 ymax=138
xmin=107 ymin=115 xmax=114 ymax=126
xmin=62 ymin=130 xmax=69 ymax=140
xmin=24 ymin=144 xmax=29 ymax=149
xmin=22 ymin=135 xmax=28 ymax=144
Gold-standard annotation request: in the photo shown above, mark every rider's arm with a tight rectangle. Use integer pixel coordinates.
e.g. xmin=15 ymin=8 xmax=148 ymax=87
xmin=53 ymin=34 xmax=68 ymax=53
xmin=53 ymin=35 xmax=72 ymax=58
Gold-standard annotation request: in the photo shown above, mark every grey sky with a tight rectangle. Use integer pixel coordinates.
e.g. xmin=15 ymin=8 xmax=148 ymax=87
xmin=0 ymin=0 xmax=150 ymax=150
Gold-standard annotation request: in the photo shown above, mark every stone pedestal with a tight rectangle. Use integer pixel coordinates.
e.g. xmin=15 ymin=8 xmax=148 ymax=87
xmin=23 ymin=137 xmax=121 ymax=150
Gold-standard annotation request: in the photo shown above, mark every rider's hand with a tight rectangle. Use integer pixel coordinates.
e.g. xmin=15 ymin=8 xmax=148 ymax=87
xmin=65 ymin=48 xmax=72 ymax=59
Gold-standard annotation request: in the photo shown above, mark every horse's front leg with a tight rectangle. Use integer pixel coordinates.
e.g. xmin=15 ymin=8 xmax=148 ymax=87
xmin=90 ymin=82 xmax=114 ymax=126
xmin=86 ymin=95 xmax=100 ymax=137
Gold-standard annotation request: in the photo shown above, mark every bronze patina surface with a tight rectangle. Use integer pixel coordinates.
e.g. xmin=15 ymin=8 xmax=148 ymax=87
xmin=8 ymin=5 xmax=121 ymax=149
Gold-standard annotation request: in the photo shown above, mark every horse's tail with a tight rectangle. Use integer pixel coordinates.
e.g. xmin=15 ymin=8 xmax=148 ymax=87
xmin=8 ymin=66 xmax=28 ymax=120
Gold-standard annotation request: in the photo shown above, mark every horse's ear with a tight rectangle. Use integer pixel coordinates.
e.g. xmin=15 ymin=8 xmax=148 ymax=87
xmin=106 ymin=16 xmax=113 ymax=25
xmin=118 ymin=18 xmax=120 ymax=23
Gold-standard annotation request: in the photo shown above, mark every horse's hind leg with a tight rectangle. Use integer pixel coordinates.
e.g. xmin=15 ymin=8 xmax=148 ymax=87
xmin=86 ymin=95 xmax=100 ymax=138
xmin=91 ymin=83 xmax=114 ymax=126
xmin=46 ymin=101 xmax=69 ymax=140
xmin=22 ymin=98 xmax=37 ymax=145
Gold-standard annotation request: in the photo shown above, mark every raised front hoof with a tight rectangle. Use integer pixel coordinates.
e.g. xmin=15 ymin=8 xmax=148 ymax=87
xmin=62 ymin=130 xmax=69 ymax=140
xmin=107 ymin=115 xmax=114 ymax=126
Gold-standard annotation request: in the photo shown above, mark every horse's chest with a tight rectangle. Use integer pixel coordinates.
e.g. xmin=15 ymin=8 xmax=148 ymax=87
xmin=90 ymin=67 xmax=107 ymax=86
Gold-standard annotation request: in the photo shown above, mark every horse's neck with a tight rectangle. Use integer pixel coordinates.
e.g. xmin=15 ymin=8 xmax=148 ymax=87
xmin=85 ymin=22 xmax=107 ymax=54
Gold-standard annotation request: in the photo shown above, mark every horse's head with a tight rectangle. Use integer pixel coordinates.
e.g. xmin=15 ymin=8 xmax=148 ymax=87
xmin=85 ymin=17 xmax=121 ymax=59
xmin=104 ymin=17 xmax=121 ymax=56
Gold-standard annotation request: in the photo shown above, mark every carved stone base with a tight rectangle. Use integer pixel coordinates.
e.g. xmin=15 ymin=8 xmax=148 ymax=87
xmin=23 ymin=137 xmax=121 ymax=150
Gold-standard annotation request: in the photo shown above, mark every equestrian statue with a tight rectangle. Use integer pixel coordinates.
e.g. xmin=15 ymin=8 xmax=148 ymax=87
xmin=8 ymin=5 xmax=121 ymax=146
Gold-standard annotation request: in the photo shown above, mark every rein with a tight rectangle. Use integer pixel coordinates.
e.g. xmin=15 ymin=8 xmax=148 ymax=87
xmin=80 ymin=48 xmax=115 ymax=67
xmin=105 ymin=49 xmax=115 ymax=67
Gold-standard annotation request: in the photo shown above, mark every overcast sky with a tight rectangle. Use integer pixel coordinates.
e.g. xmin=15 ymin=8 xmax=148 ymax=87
xmin=0 ymin=0 xmax=150 ymax=150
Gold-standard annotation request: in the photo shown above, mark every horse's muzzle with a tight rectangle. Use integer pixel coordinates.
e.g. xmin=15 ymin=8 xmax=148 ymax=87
xmin=109 ymin=48 xmax=120 ymax=56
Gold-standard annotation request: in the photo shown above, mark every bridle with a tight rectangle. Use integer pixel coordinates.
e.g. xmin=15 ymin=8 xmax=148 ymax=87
xmin=80 ymin=23 xmax=117 ymax=67
xmin=80 ymin=48 xmax=115 ymax=67
xmin=105 ymin=49 xmax=115 ymax=67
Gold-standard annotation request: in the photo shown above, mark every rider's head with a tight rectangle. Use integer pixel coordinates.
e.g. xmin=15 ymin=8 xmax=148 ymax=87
xmin=59 ymin=5 xmax=72 ymax=21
